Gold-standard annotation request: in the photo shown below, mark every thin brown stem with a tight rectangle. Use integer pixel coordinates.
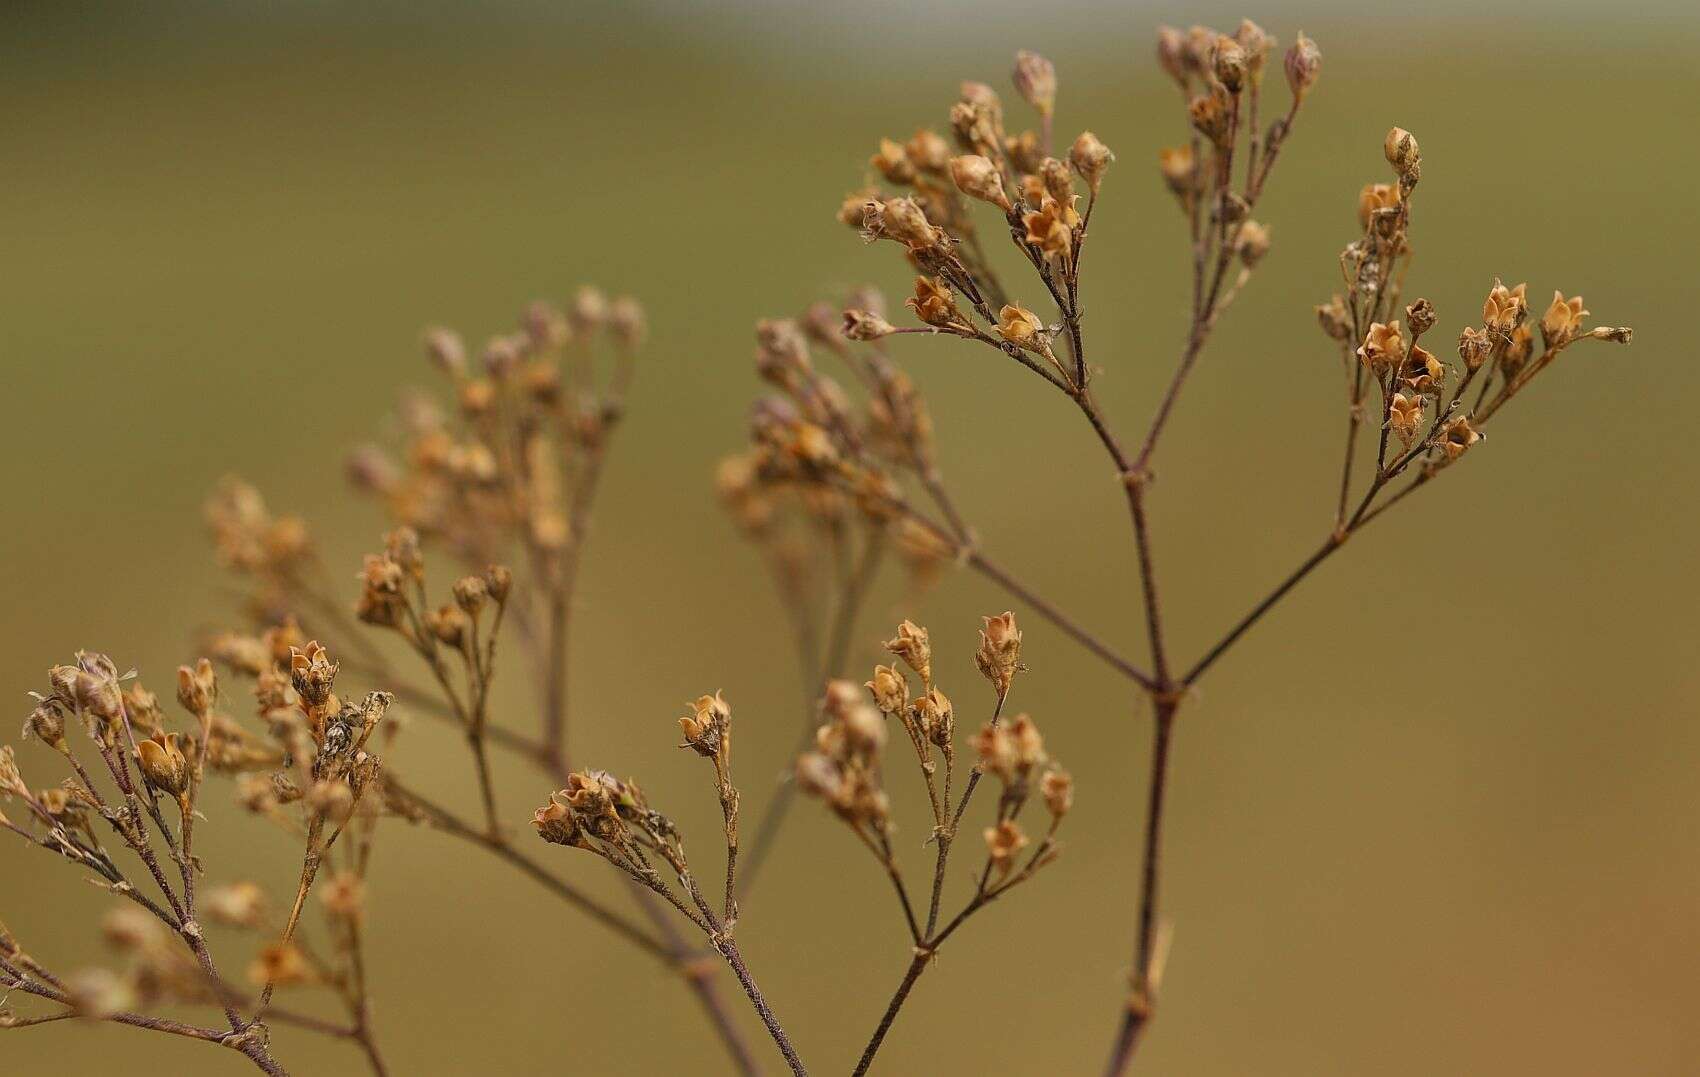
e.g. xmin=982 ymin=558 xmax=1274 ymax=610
xmin=1103 ymin=700 xmax=1177 ymax=1076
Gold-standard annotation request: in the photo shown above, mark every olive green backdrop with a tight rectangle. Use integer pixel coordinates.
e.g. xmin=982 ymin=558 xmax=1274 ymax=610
xmin=3 ymin=2 xmax=1696 ymax=1074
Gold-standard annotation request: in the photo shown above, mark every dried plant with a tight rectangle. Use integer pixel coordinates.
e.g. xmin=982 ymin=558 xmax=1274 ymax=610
xmin=718 ymin=20 xmax=1631 ymax=1073
xmin=1 ymin=22 xmax=1633 ymax=1077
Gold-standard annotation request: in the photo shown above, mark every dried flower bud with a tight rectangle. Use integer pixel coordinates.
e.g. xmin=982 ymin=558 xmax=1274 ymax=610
xmin=948 ymin=154 xmax=1013 ymax=212
xmin=1005 ymin=713 xmax=1046 ymax=768
xmin=22 ymin=701 xmax=68 ymax=752
xmin=289 ymin=643 xmax=338 ymax=708
xmin=569 ymin=286 xmax=608 ymax=333
xmin=1213 ymin=35 xmax=1247 ymax=93
xmin=883 ymin=621 xmax=931 ymax=685
xmin=1387 ymin=393 xmax=1424 ymax=444
xmin=1022 ymin=198 xmax=1074 ymax=261
xmin=1235 ymin=19 xmax=1273 ymax=82
xmin=176 ymin=659 xmax=217 ymax=717
xmin=1405 ymin=298 xmax=1437 ymax=339
xmin=678 ymin=691 xmax=731 ymax=759
xmin=838 ymin=187 xmax=879 ymax=229
xmin=608 ymin=296 xmax=646 ymax=350
xmin=905 ymin=128 xmax=951 ymax=174
xmin=1068 ymin=131 xmax=1113 ymax=194
xmin=483 ymin=565 xmax=513 ymax=603
xmin=422 ymin=327 xmax=466 ymax=377
xmin=428 ymin=605 xmax=470 ymax=648
xmin=452 ymin=574 xmax=488 ymax=615
xmin=959 ymin=79 xmax=1002 ymax=117
xmin=480 ymin=335 xmax=523 ymax=381
xmin=48 ymin=664 xmax=80 ymax=704
xmin=995 ymin=305 xmax=1047 ymax=351
xmin=74 ymin=669 xmax=123 ymax=721
xmin=1383 ymin=127 xmax=1420 ymax=178
xmin=971 ymin=723 xmax=1017 ymax=781
xmin=1155 ymin=26 xmax=1188 ymax=86
xmin=974 ymin=612 xmax=1024 ymax=696
xmin=1158 ymin=145 xmax=1197 ymax=208
xmin=532 ymin=792 xmax=583 ymax=847
xmin=1284 ymin=32 xmax=1321 ymax=101
xmin=1188 ymin=89 xmax=1232 ymax=147
xmin=1042 ymin=768 xmax=1074 ymax=818
xmin=915 ymin=687 xmax=954 ymax=748
xmin=1399 ymin=345 xmax=1446 ymax=395
xmin=1437 ymin=417 xmax=1483 ymax=463
xmin=841 ymin=308 xmax=897 ymax=342
xmin=1316 ymin=295 xmax=1352 ymax=340
xmin=522 ymin=301 xmax=569 ymax=352
xmin=865 ymin=665 xmax=909 ymax=715
xmin=867 ymin=196 xmax=945 ymax=252
xmin=906 ymin=276 xmax=961 ymax=330
xmin=1482 ymin=279 xmax=1529 ymax=336
xmin=1540 ymin=291 xmax=1589 ymax=348
xmin=871 ymin=137 xmax=916 ymax=185
xmin=1011 ymin=50 xmax=1057 ymax=116
xmin=985 ymin=820 xmax=1029 ymax=878
xmin=1457 ymin=326 xmax=1491 ymax=369
xmin=1357 ymin=321 xmax=1406 ymax=374
xmin=136 ymin=731 xmax=189 ymax=800
xmin=1235 ymin=220 xmax=1271 ymax=267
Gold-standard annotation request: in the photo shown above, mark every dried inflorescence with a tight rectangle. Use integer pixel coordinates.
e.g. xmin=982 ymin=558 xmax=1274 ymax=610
xmin=529 ymin=695 xmax=808 ymax=1074
xmin=2 ymin=27 xmax=1640 ymax=1077
xmin=778 ymin=25 xmax=1635 ymax=1075
xmin=1 ymin=643 xmax=387 ymax=1073
xmin=797 ymin=613 xmax=1068 ymax=1063
xmin=1315 ymin=123 xmax=1632 ymax=540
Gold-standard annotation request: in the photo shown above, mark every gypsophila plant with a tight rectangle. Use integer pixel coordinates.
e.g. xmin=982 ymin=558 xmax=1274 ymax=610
xmin=713 ymin=21 xmax=1632 ymax=1074
xmin=2 ymin=22 xmax=1634 ymax=1077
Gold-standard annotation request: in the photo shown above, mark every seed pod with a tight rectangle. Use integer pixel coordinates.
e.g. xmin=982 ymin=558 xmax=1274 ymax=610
xmin=1284 ymin=32 xmax=1321 ymax=100
xmin=136 ymin=732 xmax=189 ymax=800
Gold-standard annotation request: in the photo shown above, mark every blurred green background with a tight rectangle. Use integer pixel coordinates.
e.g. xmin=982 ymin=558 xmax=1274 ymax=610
xmin=3 ymin=2 xmax=1696 ymax=1073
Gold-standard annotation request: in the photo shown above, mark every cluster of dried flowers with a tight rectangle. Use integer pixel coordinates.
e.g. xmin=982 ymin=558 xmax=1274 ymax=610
xmin=3 ymin=21 xmax=1636 ymax=1077
xmin=794 ymin=614 xmax=1072 ymax=1072
xmin=708 ymin=21 xmax=1632 ymax=1073
xmin=1 ymin=642 xmax=388 ymax=1074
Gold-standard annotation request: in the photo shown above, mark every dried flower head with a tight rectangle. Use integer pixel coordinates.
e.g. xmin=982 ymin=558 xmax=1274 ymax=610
xmin=1540 ymin=291 xmax=1589 ymax=347
xmin=1356 ymin=321 xmax=1407 ymax=374
xmin=843 ymin=308 xmax=898 ymax=341
xmin=883 ymin=620 xmax=932 ymax=685
xmin=1284 ymin=31 xmax=1321 ymax=100
xmin=176 ymin=658 xmax=217 ymax=718
xmin=136 ymin=731 xmax=190 ymax=802
xmin=1438 ymin=416 xmax=1483 ymax=462
xmin=1011 ymin=50 xmax=1057 ymax=116
xmin=1069 ymin=131 xmax=1113 ymax=194
xmin=1042 ymin=769 xmax=1074 ymax=818
xmin=678 ymin=692 xmax=732 ymax=760
xmin=985 ymin=820 xmax=1030 ymax=879
xmin=866 ymin=665 xmax=909 ymax=715
xmin=949 ymin=154 xmax=1013 ymax=212
xmin=1387 ymin=393 xmax=1424 ymax=445
xmin=1482 ymin=279 xmax=1529 ymax=336
xmin=1383 ymin=126 xmax=1420 ymax=179
xmin=974 ymin=612 xmax=1024 ymax=695
xmin=995 ymin=305 xmax=1047 ymax=351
